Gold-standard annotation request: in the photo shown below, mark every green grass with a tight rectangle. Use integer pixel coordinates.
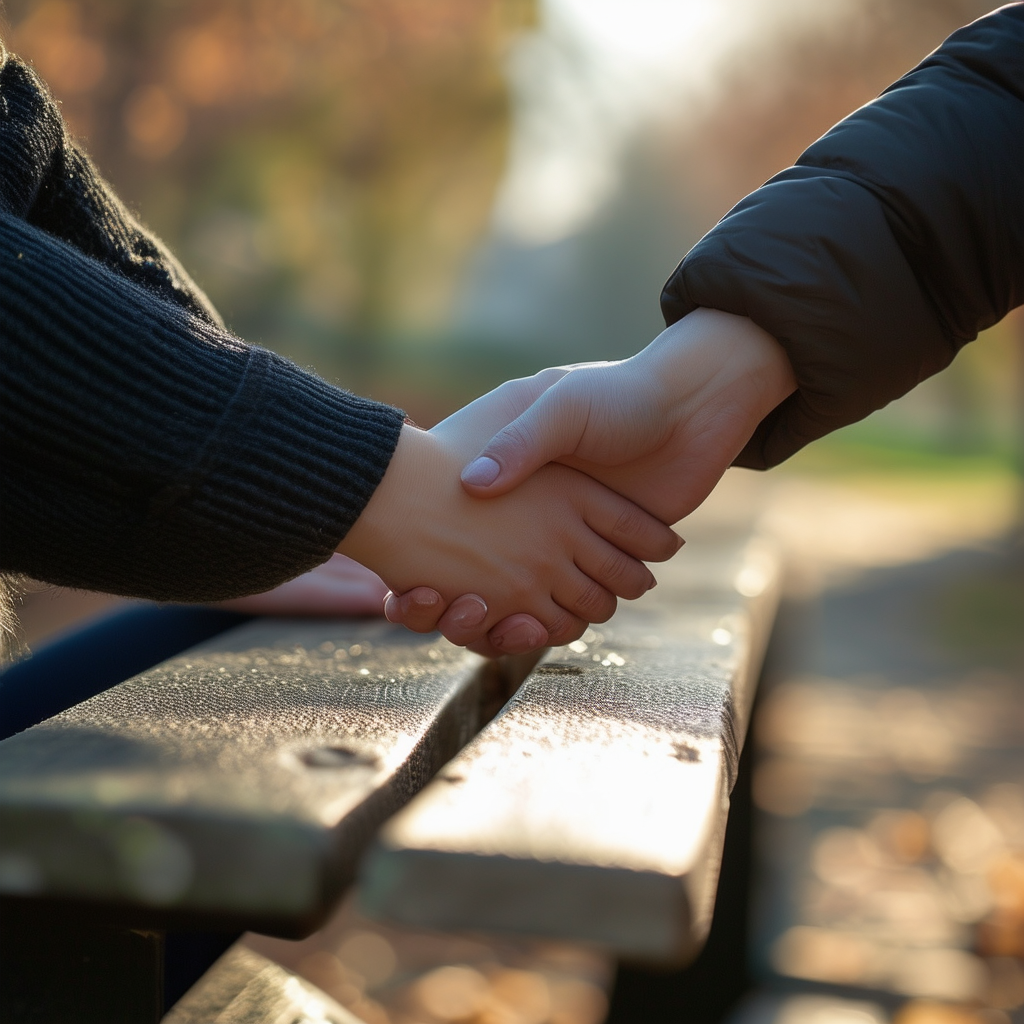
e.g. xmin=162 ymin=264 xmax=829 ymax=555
xmin=781 ymin=429 xmax=1021 ymax=480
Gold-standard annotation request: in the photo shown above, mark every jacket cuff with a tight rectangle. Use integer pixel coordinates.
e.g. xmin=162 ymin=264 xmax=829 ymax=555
xmin=661 ymin=172 xmax=956 ymax=469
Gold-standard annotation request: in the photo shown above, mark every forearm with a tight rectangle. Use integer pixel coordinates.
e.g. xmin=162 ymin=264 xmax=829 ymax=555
xmin=662 ymin=5 xmax=1024 ymax=468
xmin=0 ymin=215 xmax=404 ymax=600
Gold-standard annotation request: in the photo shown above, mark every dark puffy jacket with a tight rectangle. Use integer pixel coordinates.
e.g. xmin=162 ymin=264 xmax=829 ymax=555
xmin=662 ymin=3 xmax=1024 ymax=469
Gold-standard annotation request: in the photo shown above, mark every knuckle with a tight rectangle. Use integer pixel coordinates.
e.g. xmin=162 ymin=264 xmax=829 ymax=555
xmin=608 ymin=557 xmax=649 ymax=600
xmin=573 ymin=578 xmax=616 ymax=622
xmin=596 ymin=549 xmax=634 ymax=592
xmin=612 ymin=503 xmax=648 ymax=541
xmin=495 ymin=377 xmax=536 ymax=410
xmin=492 ymin=420 xmax=535 ymax=463
xmin=536 ymin=366 xmax=569 ymax=388
xmin=546 ymin=611 xmax=586 ymax=647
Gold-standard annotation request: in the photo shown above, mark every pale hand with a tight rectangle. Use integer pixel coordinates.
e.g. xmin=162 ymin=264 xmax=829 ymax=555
xmin=460 ymin=308 xmax=797 ymax=524
xmin=338 ymin=399 xmax=681 ymax=650
xmin=215 ymin=553 xmax=388 ymax=616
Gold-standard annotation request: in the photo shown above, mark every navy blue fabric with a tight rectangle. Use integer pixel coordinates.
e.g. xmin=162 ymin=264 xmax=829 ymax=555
xmin=163 ymin=930 xmax=243 ymax=1012
xmin=0 ymin=605 xmax=252 ymax=1010
xmin=0 ymin=604 xmax=252 ymax=740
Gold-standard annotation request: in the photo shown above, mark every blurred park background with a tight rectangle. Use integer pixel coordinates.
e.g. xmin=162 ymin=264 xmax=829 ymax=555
xmin=3 ymin=0 xmax=1021 ymax=441
xmin=3 ymin=1 xmax=1023 ymax=1022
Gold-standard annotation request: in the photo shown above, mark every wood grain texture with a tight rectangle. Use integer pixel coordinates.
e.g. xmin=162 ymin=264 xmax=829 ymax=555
xmin=360 ymin=537 xmax=780 ymax=964
xmin=0 ymin=619 xmax=506 ymax=934
xmin=163 ymin=945 xmax=359 ymax=1024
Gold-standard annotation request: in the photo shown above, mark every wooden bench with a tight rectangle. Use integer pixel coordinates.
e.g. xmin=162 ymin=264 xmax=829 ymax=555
xmin=0 ymin=522 xmax=778 ymax=1023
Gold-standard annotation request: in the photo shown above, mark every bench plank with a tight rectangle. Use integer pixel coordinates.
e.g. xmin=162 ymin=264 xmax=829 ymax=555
xmin=163 ymin=945 xmax=359 ymax=1024
xmin=360 ymin=537 xmax=779 ymax=964
xmin=0 ymin=618 xmax=515 ymax=935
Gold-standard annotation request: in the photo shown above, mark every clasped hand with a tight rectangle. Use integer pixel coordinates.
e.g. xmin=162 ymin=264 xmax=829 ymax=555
xmin=384 ymin=308 xmax=797 ymax=654
xmin=335 ymin=371 xmax=683 ymax=655
xmin=232 ymin=309 xmax=795 ymax=657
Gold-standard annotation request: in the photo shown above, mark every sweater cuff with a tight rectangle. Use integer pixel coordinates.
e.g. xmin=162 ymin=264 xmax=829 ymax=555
xmin=186 ymin=347 xmax=406 ymax=581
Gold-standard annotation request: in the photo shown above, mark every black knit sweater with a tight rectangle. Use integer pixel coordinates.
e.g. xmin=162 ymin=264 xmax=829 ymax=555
xmin=0 ymin=45 xmax=405 ymax=602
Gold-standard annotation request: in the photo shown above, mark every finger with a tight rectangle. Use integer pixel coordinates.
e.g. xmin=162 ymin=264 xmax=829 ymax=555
xmin=498 ymin=366 xmax=573 ymax=417
xmin=553 ymin=360 xmax=618 ymax=372
xmin=447 ymin=601 xmax=579 ymax=651
xmin=431 ymin=367 xmax=572 ymax=452
xmin=542 ymin=605 xmax=590 ymax=648
xmin=460 ymin=385 xmax=588 ymax=497
xmin=574 ymin=534 xmax=658 ymax=601
xmin=552 ymin=567 xmax=618 ymax=627
xmin=490 ymin=614 xmax=551 ymax=654
xmin=384 ymin=587 xmax=446 ymax=633
xmin=473 ymin=614 xmax=550 ymax=657
xmin=435 ymin=595 xmax=490 ymax=647
xmin=476 ymin=598 xmax=586 ymax=650
xmin=578 ymin=485 xmax=684 ymax=564
xmin=465 ymin=637 xmax=506 ymax=658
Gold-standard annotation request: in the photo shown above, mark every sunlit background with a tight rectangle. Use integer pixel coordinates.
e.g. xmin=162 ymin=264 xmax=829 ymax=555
xmin=4 ymin=1 xmax=1023 ymax=1022
xmin=4 ymin=0 xmax=1020 ymax=439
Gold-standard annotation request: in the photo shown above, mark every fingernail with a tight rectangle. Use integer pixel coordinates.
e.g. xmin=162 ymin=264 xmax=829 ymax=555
xmin=448 ymin=595 xmax=488 ymax=629
xmin=492 ymin=621 xmax=546 ymax=653
xmin=674 ymin=534 xmax=686 ymax=551
xmin=462 ymin=456 xmax=501 ymax=487
xmin=410 ymin=590 xmax=441 ymax=608
xmin=647 ymin=575 xmax=658 ymax=591
xmin=384 ymin=593 xmax=401 ymax=622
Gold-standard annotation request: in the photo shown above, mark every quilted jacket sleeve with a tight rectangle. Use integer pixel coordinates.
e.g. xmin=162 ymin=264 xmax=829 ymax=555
xmin=661 ymin=4 xmax=1024 ymax=469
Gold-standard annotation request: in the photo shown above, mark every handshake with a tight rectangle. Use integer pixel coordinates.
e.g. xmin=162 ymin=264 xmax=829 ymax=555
xmin=229 ymin=310 xmax=796 ymax=656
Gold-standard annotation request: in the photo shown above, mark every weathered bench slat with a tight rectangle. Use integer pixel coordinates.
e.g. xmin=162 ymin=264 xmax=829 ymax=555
xmin=359 ymin=537 xmax=779 ymax=964
xmin=163 ymin=945 xmax=359 ymax=1024
xmin=0 ymin=618 xmax=520 ymax=935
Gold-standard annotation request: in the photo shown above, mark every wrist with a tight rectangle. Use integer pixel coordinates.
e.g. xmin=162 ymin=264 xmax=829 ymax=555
xmin=642 ymin=307 xmax=795 ymax=419
xmin=337 ymin=424 xmax=452 ymax=576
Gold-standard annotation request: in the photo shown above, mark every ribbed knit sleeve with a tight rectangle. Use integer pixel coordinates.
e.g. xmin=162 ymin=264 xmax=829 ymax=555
xmin=0 ymin=47 xmax=224 ymax=328
xmin=0 ymin=43 xmax=406 ymax=601
xmin=1 ymin=214 xmax=404 ymax=601
xmin=661 ymin=4 xmax=1024 ymax=470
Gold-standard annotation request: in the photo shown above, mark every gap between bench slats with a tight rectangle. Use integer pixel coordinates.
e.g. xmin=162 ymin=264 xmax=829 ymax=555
xmin=359 ymin=537 xmax=780 ymax=964
xmin=0 ymin=618 xmax=534 ymax=936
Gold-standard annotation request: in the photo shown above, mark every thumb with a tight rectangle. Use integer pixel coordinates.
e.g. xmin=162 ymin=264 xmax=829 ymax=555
xmin=460 ymin=387 xmax=586 ymax=497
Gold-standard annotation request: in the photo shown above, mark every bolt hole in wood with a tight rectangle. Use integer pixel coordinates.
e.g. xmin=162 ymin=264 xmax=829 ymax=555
xmin=299 ymin=746 xmax=379 ymax=770
xmin=671 ymin=741 xmax=702 ymax=763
